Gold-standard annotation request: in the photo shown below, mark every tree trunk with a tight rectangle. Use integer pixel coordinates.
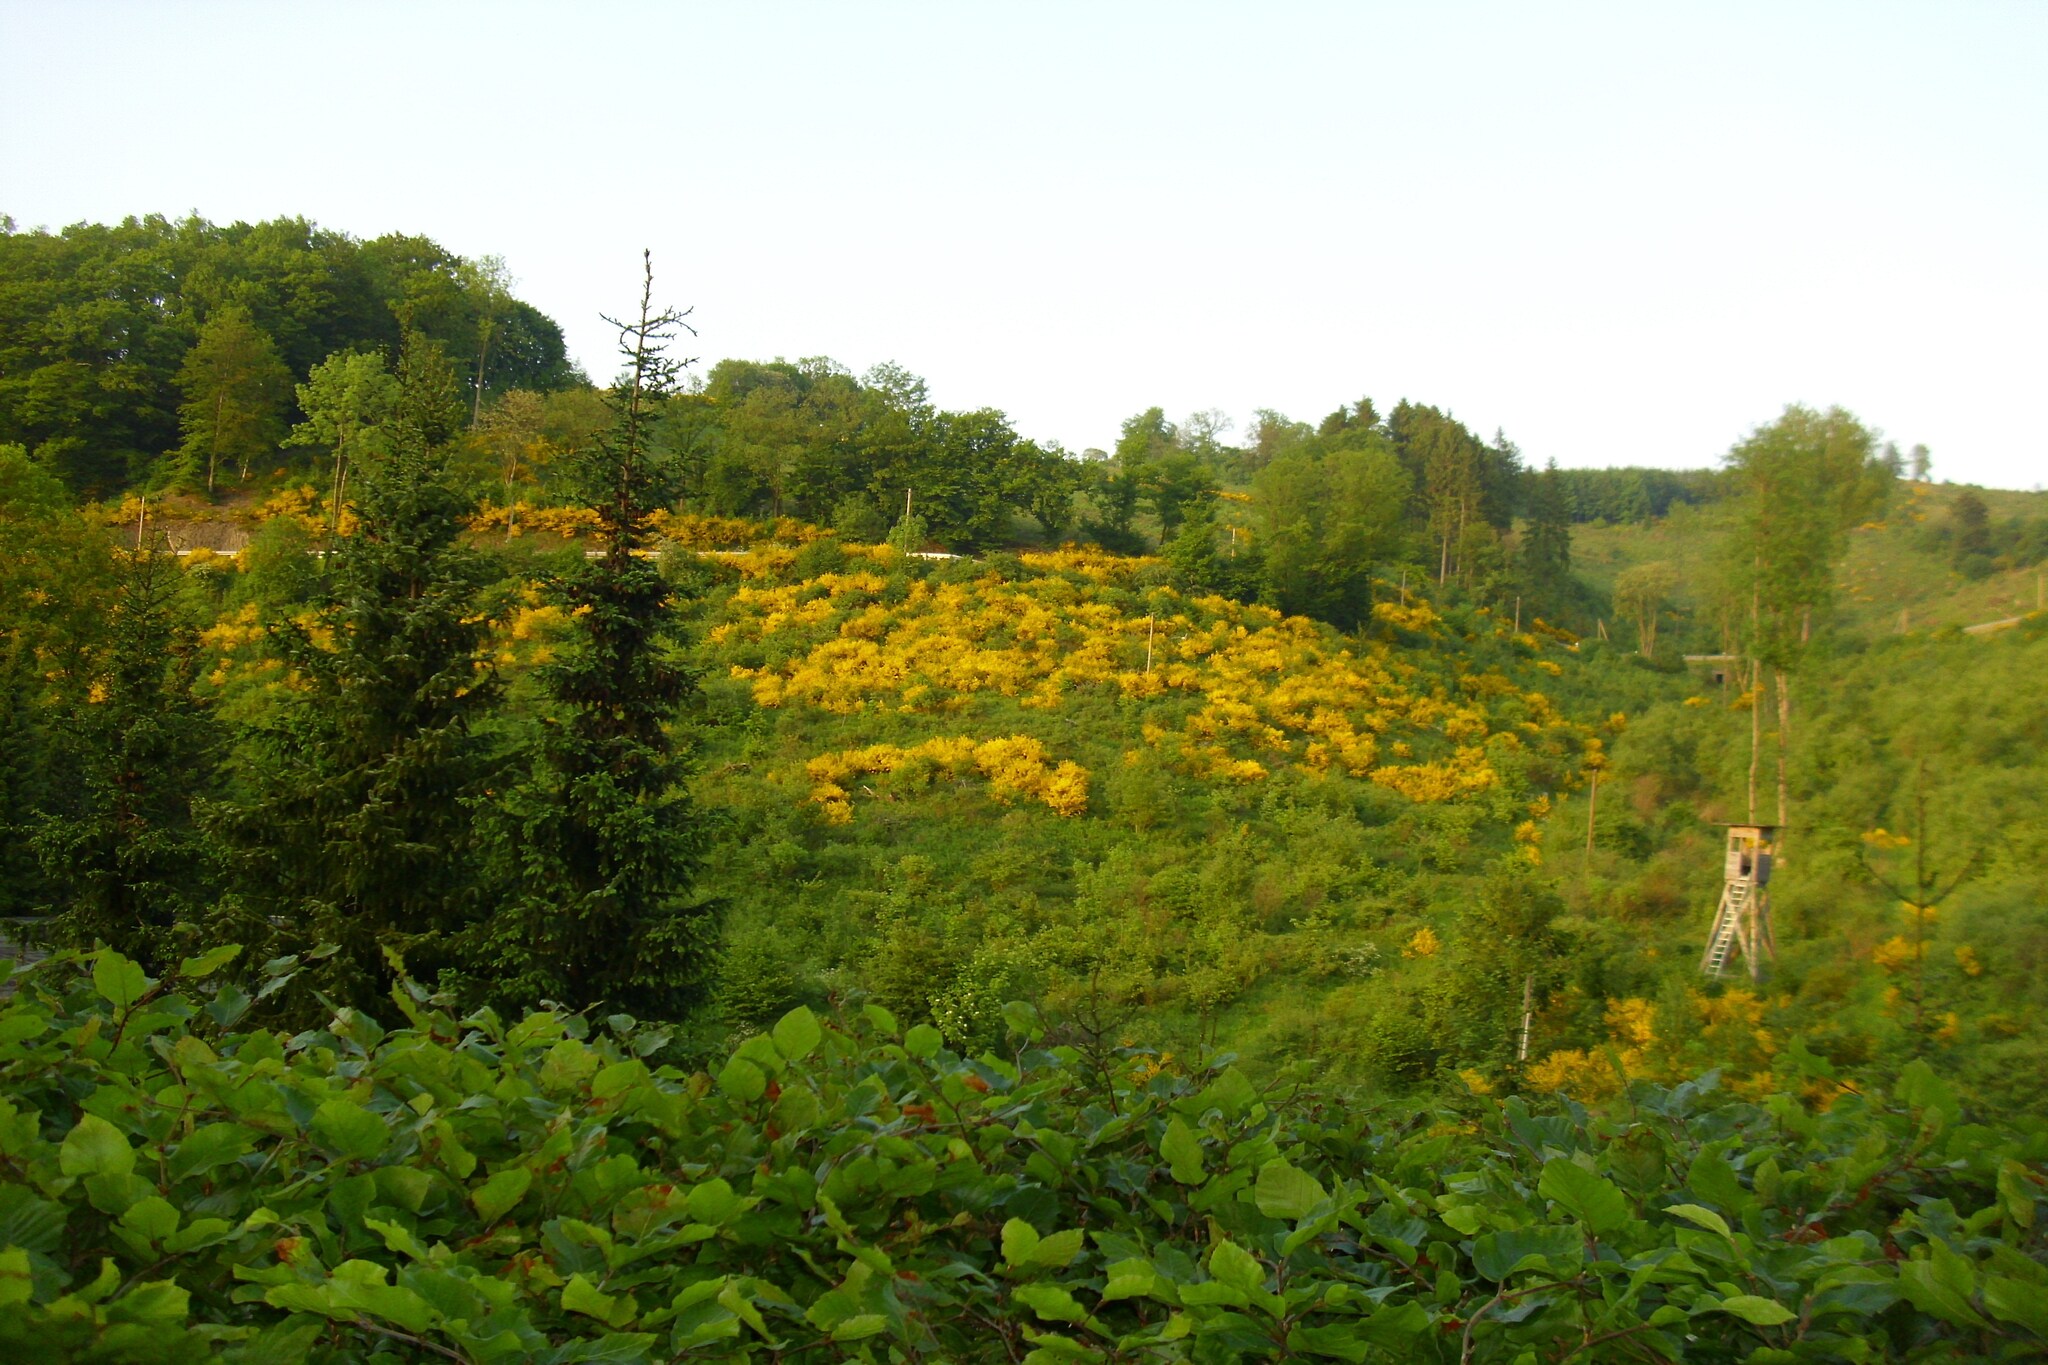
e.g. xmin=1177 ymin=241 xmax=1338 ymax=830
xmin=471 ymin=320 xmax=492 ymax=431
xmin=1774 ymin=668 xmax=1791 ymax=830
xmin=1747 ymin=658 xmax=1761 ymax=822
xmin=207 ymin=391 xmax=224 ymax=496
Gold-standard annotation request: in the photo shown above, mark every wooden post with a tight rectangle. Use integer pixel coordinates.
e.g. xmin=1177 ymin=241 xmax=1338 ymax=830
xmin=1517 ymin=972 xmax=1534 ymax=1061
xmin=1514 ymin=595 xmax=1522 ymax=632
xmin=1585 ymin=769 xmax=1599 ymax=866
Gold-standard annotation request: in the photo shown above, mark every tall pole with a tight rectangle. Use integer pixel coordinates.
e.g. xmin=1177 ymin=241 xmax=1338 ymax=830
xmin=1585 ymin=769 xmax=1599 ymax=868
xmin=1517 ymin=972 xmax=1534 ymax=1061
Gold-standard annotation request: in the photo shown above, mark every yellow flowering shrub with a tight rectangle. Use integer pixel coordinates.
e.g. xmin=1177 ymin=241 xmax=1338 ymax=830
xmin=1872 ymin=935 xmax=1919 ymax=974
xmin=1604 ymin=997 xmax=1656 ymax=1049
xmin=1525 ymin=1049 xmax=1622 ymax=1101
xmin=710 ymin=563 xmax=1592 ymax=806
xmin=260 ymin=485 xmax=327 ymax=533
xmin=802 ymin=735 xmax=1088 ymax=822
xmin=1371 ymin=600 xmax=1440 ymax=634
xmin=1403 ymin=927 xmax=1441 ymax=959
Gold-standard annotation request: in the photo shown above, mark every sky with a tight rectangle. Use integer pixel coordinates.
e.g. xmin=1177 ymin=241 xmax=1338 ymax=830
xmin=3 ymin=2 xmax=2044 ymax=488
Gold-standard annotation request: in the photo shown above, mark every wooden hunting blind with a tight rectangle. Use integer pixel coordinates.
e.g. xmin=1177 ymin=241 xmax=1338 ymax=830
xmin=1701 ymin=823 xmax=1779 ymax=980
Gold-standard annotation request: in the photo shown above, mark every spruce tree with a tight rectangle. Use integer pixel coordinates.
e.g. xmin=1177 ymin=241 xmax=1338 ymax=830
xmin=1521 ymin=460 xmax=1573 ymax=603
xmin=34 ymin=538 xmax=222 ymax=969
xmin=211 ymin=331 xmax=500 ymax=1009
xmin=475 ymin=254 xmax=720 ymax=1018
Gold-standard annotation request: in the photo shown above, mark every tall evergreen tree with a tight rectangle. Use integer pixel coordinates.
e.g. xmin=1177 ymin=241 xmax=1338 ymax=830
xmin=476 ymin=254 xmax=720 ymax=1018
xmin=1521 ymin=460 xmax=1573 ymax=602
xmin=211 ymin=331 xmax=500 ymax=1010
xmin=35 ymin=538 xmax=221 ymax=969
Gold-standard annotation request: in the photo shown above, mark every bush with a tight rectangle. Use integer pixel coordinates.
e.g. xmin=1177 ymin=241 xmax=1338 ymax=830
xmin=0 ymin=948 xmax=2044 ymax=1361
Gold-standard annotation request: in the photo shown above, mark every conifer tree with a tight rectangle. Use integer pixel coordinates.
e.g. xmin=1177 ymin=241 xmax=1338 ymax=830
xmin=476 ymin=254 xmax=720 ymax=1017
xmin=211 ymin=331 xmax=500 ymax=1009
xmin=1521 ymin=460 xmax=1573 ymax=601
xmin=35 ymin=538 xmax=221 ymax=969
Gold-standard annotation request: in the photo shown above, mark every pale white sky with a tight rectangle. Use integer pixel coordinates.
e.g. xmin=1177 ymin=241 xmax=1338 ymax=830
xmin=4 ymin=2 xmax=2044 ymax=487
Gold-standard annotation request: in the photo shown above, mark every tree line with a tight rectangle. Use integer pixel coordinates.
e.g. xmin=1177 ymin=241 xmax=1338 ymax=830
xmin=0 ymin=213 xmax=579 ymax=496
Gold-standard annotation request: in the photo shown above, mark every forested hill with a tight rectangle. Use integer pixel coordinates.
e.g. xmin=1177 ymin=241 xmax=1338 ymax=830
xmin=0 ymin=213 xmax=579 ymax=495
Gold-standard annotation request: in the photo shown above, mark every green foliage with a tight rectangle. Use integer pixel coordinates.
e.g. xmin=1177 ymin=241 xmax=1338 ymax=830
xmin=471 ymin=260 xmax=719 ymax=1017
xmin=208 ymin=332 xmax=499 ymax=1011
xmin=1252 ymin=442 xmax=1410 ymax=628
xmin=33 ymin=543 xmax=221 ymax=968
xmin=0 ymin=214 xmax=575 ymax=497
xmin=0 ymin=948 xmax=2042 ymax=1362
xmin=1721 ymin=405 xmax=1892 ymax=668
xmin=167 ymin=305 xmax=293 ymax=498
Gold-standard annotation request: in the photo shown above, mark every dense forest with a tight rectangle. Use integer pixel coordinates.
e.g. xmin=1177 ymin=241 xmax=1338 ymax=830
xmin=1 ymin=216 xmax=2045 ymax=1361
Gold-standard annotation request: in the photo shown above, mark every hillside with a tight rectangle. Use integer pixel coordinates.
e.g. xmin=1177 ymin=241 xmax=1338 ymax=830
xmin=675 ymin=545 xmax=1601 ymax=1078
xmin=1571 ymin=481 xmax=2048 ymax=641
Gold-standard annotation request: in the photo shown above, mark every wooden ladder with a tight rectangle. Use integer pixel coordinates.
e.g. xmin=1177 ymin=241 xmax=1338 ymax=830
xmin=1701 ymin=881 xmax=1747 ymax=978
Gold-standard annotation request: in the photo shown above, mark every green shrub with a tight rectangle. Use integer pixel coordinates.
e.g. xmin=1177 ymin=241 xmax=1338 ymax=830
xmin=0 ymin=948 xmax=2044 ymax=1361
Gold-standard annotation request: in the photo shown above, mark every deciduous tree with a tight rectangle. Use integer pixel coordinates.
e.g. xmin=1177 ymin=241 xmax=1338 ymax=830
xmin=169 ymin=306 xmax=292 ymax=496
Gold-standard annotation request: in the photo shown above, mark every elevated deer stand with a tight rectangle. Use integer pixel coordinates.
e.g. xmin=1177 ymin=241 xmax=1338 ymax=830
xmin=1700 ymin=824 xmax=1779 ymax=981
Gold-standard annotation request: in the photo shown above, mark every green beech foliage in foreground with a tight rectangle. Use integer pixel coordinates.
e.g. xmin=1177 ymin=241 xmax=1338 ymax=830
xmin=1 ymin=949 xmax=2044 ymax=1363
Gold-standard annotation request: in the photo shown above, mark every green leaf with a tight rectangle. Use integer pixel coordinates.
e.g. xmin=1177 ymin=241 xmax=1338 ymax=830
xmin=1002 ymin=1217 xmax=1040 ymax=1269
xmin=563 ymin=1273 xmax=633 ymax=1327
xmin=1686 ymin=1147 xmax=1746 ymax=1211
xmin=167 ymin=1122 xmax=255 ymax=1184
xmin=1664 ymin=1203 xmax=1732 ymax=1238
xmin=686 ymin=1177 xmax=740 ymax=1225
xmin=0 ymin=1248 xmax=30 ymax=1307
xmin=771 ymin=1006 xmax=823 ymax=1060
xmin=1539 ymin=1158 xmax=1630 ymax=1234
xmin=1984 ymin=1275 xmax=2048 ymax=1336
xmin=1003 ymin=1000 xmax=1045 ymax=1042
xmin=1703 ymin=1295 xmax=1796 ymax=1326
xmin=1288 ymin=1321 xmax=1372 ymax=1361
xmin=1255 ymin=1158 xmax=1328 ymax=1221
xmin=471 ymin=1167 xmax=533 ymax=1224
xmin=310 ymin=1099 xmax=389 ymax=1161
xmin=717 ymin=1056 xmax=766 ymax=1102
xmin=1897 ymin=1059 xmax=1961 ymax=1122
xmin=1472 ymin=1225 xmax=1582 ymax=1281
xmin=1014 ymin=1282 xmax=1087 ymax=1323
xmin=177 ymin=944 xmax=242 ymax=979
xmin=60 ymin=1113 xmax=136 ymax=1179
xmin=1998 ymin=1159 xmax=2037 ymax=1231
xmin=831 ymin=1313 xmax=889 ymax=1341
xmin=1197 ymin=1065 xmax=1257 ymax=1119
xmin=1897 ymin=1242 xmax=1988 ymax=1328
xmin=1159 ymin=1116 xmax=1205 ymax=1185
xmin=1208 ymin=1238 xmax=1265 ymax=1294
xmin=105 ymin=1278 xmax=189 ymax=1325
xmin=1031 ymin=1228 xmax=1085 ymax=1269
xmin=119 ymin=1195 xmax=180 ymax=1244
xmin=92 ymin=950 xmax=152 ymax=1010
xmin=904 ymin=1023 xmax=942 ymax=1058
